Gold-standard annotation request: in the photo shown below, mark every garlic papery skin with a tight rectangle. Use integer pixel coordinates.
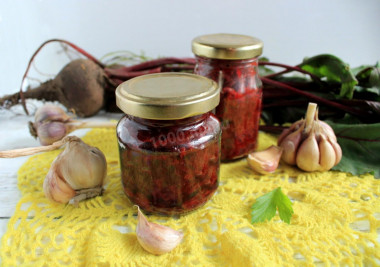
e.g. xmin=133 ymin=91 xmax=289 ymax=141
xmin=247 ymin=145 xmax=283 ymax=174
xmin=277 ymin=102 xmax=342 ymax=172
xmin=43 ymin=136 xmax=107 ymax=204
xmin=136 ymin=207 xmax=184 ymax=255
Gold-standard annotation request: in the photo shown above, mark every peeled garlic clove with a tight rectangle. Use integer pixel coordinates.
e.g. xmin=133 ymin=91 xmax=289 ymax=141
xmin=247 ymin=145 xmax=283 ymax=174
xmin=278 ymin=124 xmax=304 ymax=165
xmin=318 ymin=135 xmax=336 ymax=171
xmin=136 ymin=207 xmax=183 ymax=255
xmin=296 ymin=132 xmax=320 ymax=172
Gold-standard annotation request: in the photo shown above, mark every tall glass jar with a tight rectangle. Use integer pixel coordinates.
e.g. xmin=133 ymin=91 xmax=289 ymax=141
xmin=192 ymin=33 xmax=263 ymax=161
xmin=115 ymin=73 xmax=221 ymax=215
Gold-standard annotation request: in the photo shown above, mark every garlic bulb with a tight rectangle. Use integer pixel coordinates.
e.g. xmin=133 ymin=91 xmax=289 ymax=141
xmin=247 ymin=145 xmax=283 ymax=174
xmin=277 ymin=103 xmax=342 ymax=172
xmin=29 ymin=104 xmax=71 ymax=145
xmin=136 ymin=207 xmax=183 ymax=255
xmin=29 ymin=104 xmax=116 ymax=145
xmin=43 ymin=136 xmax=107 ymax=204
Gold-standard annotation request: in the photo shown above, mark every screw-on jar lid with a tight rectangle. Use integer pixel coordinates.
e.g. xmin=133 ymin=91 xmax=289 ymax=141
xmin=192 ymin=33 xmax=263 ymax=60
xmin=115 ymin=73 xmax=220 ymax=120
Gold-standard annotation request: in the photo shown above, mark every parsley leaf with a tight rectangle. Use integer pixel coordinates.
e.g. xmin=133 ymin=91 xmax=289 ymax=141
xmin=251 ymin=187 xmax=294 ymax=224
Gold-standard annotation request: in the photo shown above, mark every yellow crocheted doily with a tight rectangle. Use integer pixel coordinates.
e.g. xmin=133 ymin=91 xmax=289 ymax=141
xmin=1 ymin=128 xmax=380 ymax=266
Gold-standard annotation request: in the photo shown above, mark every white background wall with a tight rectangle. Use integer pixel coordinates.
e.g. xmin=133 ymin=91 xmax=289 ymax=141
xmin=0 ymin=0 xmax=379 ymax=97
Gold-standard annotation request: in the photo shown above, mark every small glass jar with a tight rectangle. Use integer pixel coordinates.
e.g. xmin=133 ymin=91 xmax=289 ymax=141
xmin=192 ymin=33 xmax=264 ymax=161
xmin=115 ymin=73 xmax=221 ymax=215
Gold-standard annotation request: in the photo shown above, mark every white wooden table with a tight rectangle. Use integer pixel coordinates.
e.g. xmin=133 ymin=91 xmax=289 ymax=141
xmin=0 ymin=101 xmax=123 ymax=241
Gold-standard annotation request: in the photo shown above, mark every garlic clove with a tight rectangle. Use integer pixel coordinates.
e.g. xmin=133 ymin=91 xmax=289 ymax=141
xmin=329 ymin=138 xmax=342 ymax=165
xmin=296 ymin=131 xmax=320 ymax=172
xmin=318 ymin=135 xmax=336 ymax=171
xmin=277 ymin=119 xmax=303 ymax=145
xmin=319 ymin=121 xmax=337 ymax=142
xmin=43 ymin=161 xmax=76 ymax=203
xmin=247 ymin=145 xmax=283 ymax=174
xmin=136 ymin=207 xmax=183 ymax=255
xmin=278 ymin=124 xmax=304 ymax=165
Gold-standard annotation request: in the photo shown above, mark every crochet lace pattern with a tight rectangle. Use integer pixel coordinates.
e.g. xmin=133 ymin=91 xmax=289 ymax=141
xmin=1 ymin=128 xmax=379 ymax=266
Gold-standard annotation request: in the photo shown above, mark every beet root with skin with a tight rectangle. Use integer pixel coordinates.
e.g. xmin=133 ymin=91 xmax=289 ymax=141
xmin=0 ymin=59 xmax=108 ymax=117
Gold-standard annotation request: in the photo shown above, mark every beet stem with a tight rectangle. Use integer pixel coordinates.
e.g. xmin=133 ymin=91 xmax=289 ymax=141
xmin=261 ymin=77 xmax=367 ymax=117
xmin=260 ymin=61 xmax=321 ymax=82
xmin=123 ymin=57 xmax=196 ymax=72
xmin=105 ymin=66 xmax=162 ymax=79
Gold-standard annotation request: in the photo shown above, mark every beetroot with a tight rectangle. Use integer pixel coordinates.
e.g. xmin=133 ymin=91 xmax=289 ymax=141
xmin=0 ymin=59 xmax=107 ymax=117
xmin=0 ymin=39 xmax=196 ymax=117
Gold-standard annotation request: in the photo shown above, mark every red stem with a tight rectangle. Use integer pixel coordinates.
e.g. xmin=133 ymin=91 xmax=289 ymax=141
xmin=120 ymin=57 xmax=196 ymax=72
xmin=19 ymin=39 xmax=104 ymax=115
xmin=162 ymin=65 xmax=195 ymax=72
xmin=260 ymin=61 xmax=320 ymax=81
xmin=261 ymin=77 xmax=368 ymax=117
xmin=105 ymin=67 xmax=162 ymax=79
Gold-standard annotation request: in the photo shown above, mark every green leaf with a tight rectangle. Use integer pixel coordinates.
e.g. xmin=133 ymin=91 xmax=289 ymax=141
xmin=299 ymin=54 xmax=358 ymax=99
xmin=251 ymin=187 xmax=294 ymax=224
xmin=355 ymin=62 xmax=380 ymax=92
xmin=327 ymin=121 xmax=380 ymax=178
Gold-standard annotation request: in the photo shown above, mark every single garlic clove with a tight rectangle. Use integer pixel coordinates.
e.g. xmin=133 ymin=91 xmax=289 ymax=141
xmin=318 ymin=135 xmax=336 ymax=171
xmin=296 ymin=132 xmax=320 ymax=172
xmin=43 ymin=160 xmax=76 ymax=203
xmin=136 ymin=207 xmax=183 ymax=255
xmin=328 ymin=138 xmax=342 ymax=165
xmin=247 ymin=145 xmax=283 ymax=174
xmin=278 ymin=124 xmax=304 ymax=165
xmin=277 ymin=119 xmax=303 ymax=145
xmin=319 ymin=121 xmax=337 ymax=142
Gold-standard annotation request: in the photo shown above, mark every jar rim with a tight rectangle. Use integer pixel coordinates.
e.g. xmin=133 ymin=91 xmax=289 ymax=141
xmin=192 ymin=33 xmax=263 ymax=60
xmin=115 ymin=73 xmax=220 ymax=120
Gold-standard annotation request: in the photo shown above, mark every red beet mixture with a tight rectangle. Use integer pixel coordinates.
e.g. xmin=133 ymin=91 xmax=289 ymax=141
xmin=117 ymin=113 xmax=221 ymax=215
xmin=194 ymin=56 xmax=262 ymax=161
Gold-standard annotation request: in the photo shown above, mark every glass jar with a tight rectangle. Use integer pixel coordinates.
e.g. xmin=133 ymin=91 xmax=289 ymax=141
xmin=192 ymin=33 xmax=263 ymax=161
xmin=115 ymin=73 xmax=221 ymax=215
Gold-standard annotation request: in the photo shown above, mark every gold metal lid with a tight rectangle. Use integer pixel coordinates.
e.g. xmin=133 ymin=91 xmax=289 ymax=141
xmin=192 ymin=33 xmax=263 ymax=60
xmin=115 ymin=73 xmax=220 ymax=120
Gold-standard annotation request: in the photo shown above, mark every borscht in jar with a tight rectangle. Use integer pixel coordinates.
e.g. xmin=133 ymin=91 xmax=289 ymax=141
xmin=192 ymin=33 xmax=264 ymax=161
xmin=115 ymin=73 xmax=221 ymax=215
